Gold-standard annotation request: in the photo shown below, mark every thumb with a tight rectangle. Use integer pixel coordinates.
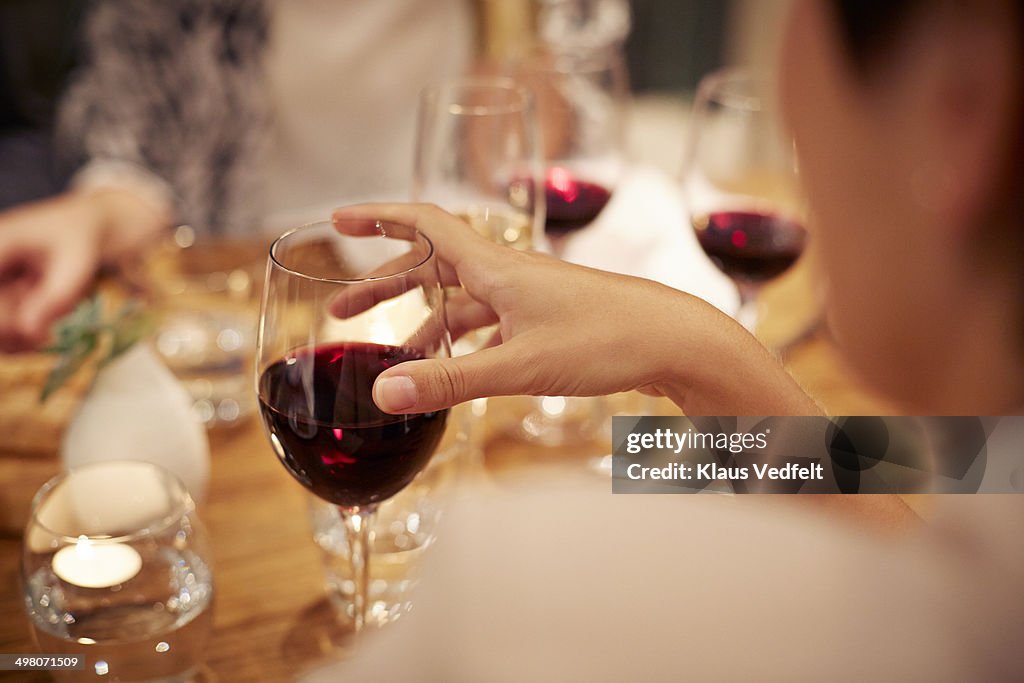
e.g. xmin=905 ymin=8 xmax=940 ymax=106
xmin=373 ymin=345 xmax=527 ymax=414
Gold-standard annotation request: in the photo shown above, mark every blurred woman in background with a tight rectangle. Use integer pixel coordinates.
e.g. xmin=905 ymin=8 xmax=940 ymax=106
xmin=0 ymin=0 xmax=472 ymax=350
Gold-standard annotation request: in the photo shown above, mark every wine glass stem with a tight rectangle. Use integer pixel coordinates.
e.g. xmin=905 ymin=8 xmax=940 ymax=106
xmin=547 ymin=233 xmax=569 ymax=259
xmin=736 ymin=283 xmax=760 ymax=335
xmin=340 ymin=505 xmax=376 ymax=633
xmin=468 ymin=397 xmax=489 ymax=473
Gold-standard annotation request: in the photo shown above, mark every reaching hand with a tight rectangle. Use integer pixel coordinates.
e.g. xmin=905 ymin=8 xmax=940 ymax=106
xmin=331 ymin=203 xmax=820 ymax=417
xmin=0 ymin=189 xmax=169 ymax=352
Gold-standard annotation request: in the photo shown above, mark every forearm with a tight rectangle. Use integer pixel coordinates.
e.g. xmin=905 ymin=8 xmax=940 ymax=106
xmin=85 ymin=186 xmax=171 ymax=264
xmin=651 ymin=294 xmax=823 ymax=417
xmin=803 ymin=494 xmax=920 ymax=533
xmin=648 ymin=296 xmax=918 ymax=532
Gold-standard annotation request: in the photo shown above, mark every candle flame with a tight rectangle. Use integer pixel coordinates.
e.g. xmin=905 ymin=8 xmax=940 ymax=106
xmin=75 ymin=535 xmax=94 ymax=558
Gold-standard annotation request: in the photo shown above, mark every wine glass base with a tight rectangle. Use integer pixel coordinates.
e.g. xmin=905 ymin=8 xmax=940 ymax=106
xmin=325 ymin=589 xmax=412 ymax=631
xmin=586 ymin=453 xmax=614 ymax=477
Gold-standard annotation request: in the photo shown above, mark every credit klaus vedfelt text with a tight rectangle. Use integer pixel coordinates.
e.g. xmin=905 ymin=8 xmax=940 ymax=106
xmin=611 ymin=416 xmax=1024 ymax=494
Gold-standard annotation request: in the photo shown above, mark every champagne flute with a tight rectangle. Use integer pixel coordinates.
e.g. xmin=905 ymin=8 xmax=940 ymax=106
xmin=256 ymin=220 xmax=450 ymax=633
xmin=414 ymin=78 xmax=542 ymax=354
xmin=682 ymin=68 xmax=808 ymax=334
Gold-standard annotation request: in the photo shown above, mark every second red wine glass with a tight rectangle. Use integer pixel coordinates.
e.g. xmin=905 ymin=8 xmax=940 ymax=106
xmin=514 ymin=44 xmax=628 ymax=251
xmin=682 ymin=68 xmax=809 ymax=334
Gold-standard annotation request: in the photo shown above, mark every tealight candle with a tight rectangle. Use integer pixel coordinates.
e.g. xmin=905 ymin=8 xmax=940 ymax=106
xmin=52 ymin=536 xmax=143 ymax=588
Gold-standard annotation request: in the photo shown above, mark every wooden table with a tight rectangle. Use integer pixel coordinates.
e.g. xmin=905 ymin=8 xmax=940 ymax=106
xmin=0 ymin=265 xmax=900 ymax=682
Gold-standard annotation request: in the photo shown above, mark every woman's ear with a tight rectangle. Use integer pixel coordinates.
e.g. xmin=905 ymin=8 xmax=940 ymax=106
xmin=896 ymin=0 xmax=1021 ymax=232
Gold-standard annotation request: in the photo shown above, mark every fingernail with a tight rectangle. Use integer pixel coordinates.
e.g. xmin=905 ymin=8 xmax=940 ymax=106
xmin=375 ymin=375 xmax=418 ymax=412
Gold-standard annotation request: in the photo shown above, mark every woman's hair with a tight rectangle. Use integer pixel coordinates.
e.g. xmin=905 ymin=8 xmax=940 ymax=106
xmin=827 ymin=1 xmax=926 ymax=72
xmin=827 ymin=0 xmax=1023 ymax=338
xmin=827 ymin=0 xmax=1024 ymax=64
xmin=831 ymin=0 xmax=1022 ymax=223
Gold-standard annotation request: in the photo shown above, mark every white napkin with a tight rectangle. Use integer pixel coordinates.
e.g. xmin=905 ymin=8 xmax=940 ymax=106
xmin=562 ymin=165 xmax=739 ymax=315
xmin=264 ymin=165 xmax=739 ymax=316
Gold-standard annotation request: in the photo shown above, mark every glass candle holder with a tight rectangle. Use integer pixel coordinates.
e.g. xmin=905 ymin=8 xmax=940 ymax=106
xmin=21 ymin=461 xmax=214 ymax=682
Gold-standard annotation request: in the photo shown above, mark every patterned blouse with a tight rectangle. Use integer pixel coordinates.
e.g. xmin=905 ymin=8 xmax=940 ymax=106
xmin=59 ymin=0 xmax=273 ymax=235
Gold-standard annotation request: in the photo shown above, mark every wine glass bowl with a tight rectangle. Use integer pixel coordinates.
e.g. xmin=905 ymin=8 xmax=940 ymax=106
xmin=513 ymin=44 xmax=628 ymax=243
xmin=691 ymin=209 xmax=807 ymax=284
xmin=258 ymin=341 xmax=448 ymax=508
xmin=256 ymin=219 xmax=450 ymax=631
xmin=683 ymin=68 xmax=809 ymax=334
xmin=415 ymin=78 xmax=542 ymax=251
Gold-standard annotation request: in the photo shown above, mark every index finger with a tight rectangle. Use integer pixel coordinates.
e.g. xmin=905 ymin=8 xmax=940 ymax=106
xmin=331 ymin=203 xmax=502 ymax=275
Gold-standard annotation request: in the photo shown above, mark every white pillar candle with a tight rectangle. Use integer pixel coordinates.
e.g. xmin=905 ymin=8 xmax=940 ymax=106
xmin=52 ymin=537 xmax=143 ymax=588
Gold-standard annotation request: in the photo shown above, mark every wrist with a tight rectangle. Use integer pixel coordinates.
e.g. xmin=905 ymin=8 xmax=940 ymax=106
xmin=654 ymin=295 xmax=821 ymax=416
xmin=78 ymin=187 xmax=171 ymax=265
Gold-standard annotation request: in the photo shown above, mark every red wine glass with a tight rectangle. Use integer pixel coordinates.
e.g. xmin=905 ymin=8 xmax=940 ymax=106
xmin=682 ymin=68 xmax=808 ymax=334
xmin=256 ymin=220 xmax=450 ymax=632
xmin=513 ymin=44 xmax=628 ymax=253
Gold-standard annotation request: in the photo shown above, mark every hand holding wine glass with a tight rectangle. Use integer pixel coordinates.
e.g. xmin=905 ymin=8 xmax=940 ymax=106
xmin=256 ymin=220 xmax=450 ymax=632
xmin=329 ymin=203 xmax=819 ymax=419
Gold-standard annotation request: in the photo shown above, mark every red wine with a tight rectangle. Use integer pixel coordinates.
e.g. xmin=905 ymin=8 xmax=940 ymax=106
xmin=258 ymin=342 xmax=448 ymax=508
xmin=693 ymin=210 xmax=807 ymax=283
xmin=544 ymin=167 xmax=612 ymax=235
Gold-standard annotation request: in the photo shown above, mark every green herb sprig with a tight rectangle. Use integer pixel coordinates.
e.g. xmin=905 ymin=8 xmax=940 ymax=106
xmin=40 ymin=295 xmax=152 ymax=402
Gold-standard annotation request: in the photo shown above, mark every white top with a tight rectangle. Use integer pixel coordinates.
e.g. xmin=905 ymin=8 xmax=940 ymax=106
xmin=257 ymin=0 xmax=474 ymax=231
xmin=72 ymin=0 xmax=474 ymax=236
xmin=306 ymin=483 xmax=1024 ymax=681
